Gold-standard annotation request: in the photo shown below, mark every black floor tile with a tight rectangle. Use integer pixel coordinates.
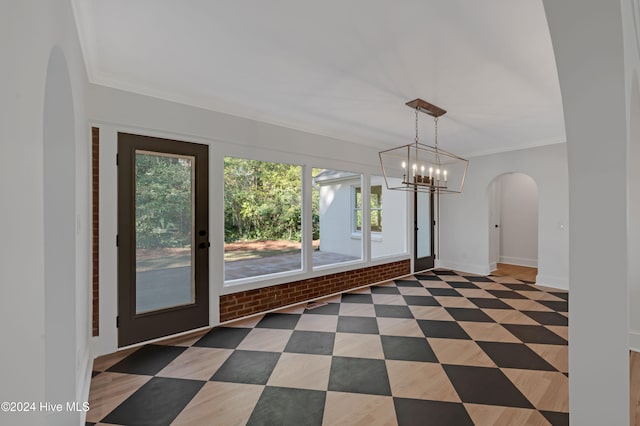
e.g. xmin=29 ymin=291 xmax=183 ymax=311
xmin=443 ymin=365 xmax=533 ymax=408
xmin=502 ymin=324 xmax=568 ymax=345
xmin=550 ymin=292 xmax=569 ymax=301
xmin=539 ymin=300 xmax=569 ymax=312
xmin=371 ymin=286 xmax=401 ymax=294
xmin=337 ymin=316 xmax=379 ymax=334
xmin=427 ymin=288 xmax=462 ymax=297
xmin=433 ymin=270 xmax=459 ymax=275
xmin=449 ymin=281 xmax=480 ymax=289
xmin=194 ymin=327 xmax=252 ymax=349
xmin=522 ymin=311 xmax=568 ymax=326
xmin=415 ymin=274 xmax=442 ymax=281
xmin=403 ymin=295 xmax=440 ymax=306
xmin=381 ymin=336 xmax=438 ymax=362
xmin=106 ymin=345 xmax=186 ymax=376
xmin=284 ymin=330 xmax=335 ymax=355
xmin=91 ymin=371 xmax=101 ymax=377
xmin=304 ymin=302 xmax=341 ymax=315
xmin=328 ymin=357 xmax=391 ymax=396
xmin=468 ymin=298 xmax=512 ymax=310
xmin=374 ymin=304 xmax=414 ymax=318
xmin=341 ymin=293 xmax=374 ymax=304
xmin=394 ymin=279 xmax=423 ymax=287
xmin=463 ymin=276 xmax=495 ymax=282
xmin=501 ymin=283 xmax=541 ymax=292
xmin=477 ymin=342 xmax=557 ymax=371
xmin=445 ymin=308 xmax=495 ymax=323
xmin=393 ymin=398 xmax=474 ymax=426
xmin=210 ymin=350 xmax=280 ymax=384
xmin=247 ymin=386 xmax=325 ymax=426
xmin=417 ymin=319 xmax=472 ymax=340
xmin=102 ymin=377 xmax=204 ymax=426
xmin=256 ymin=313 xmax=301 ymax=329
xmin=487 ymin=289 xmax=528 ymax=299
xmin=541 ymin=410 xmax=569 ymax=426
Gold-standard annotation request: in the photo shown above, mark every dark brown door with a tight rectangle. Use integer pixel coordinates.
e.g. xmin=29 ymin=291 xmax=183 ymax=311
xmin=118 ymin=133 xmax=209 ymax=346
xmin=414 ymin=190 xmax=435 ymax=271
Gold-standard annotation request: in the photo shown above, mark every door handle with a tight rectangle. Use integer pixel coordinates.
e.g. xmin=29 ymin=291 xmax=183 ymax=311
xmin=198 ymin=242 xmax=211 ymax=249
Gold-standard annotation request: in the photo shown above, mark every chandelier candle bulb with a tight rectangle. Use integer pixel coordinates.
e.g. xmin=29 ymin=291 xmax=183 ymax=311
xmin=444 ymin=170 xmax=448 ymax=182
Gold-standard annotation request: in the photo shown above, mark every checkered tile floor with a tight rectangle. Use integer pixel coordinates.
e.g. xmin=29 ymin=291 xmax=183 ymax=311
xmin=87 ymin=270 xmax=569 ymax=425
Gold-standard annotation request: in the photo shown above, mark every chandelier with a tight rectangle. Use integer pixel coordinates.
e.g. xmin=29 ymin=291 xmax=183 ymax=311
xmin=379 ymin=99 xmax=468 ymax=194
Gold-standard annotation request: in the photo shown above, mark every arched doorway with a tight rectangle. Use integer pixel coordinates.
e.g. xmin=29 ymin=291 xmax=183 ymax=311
xmin=488 ymin=173 xmax=539 ymax=283
xmin=43 ymin=46 xmax=77 ymax=422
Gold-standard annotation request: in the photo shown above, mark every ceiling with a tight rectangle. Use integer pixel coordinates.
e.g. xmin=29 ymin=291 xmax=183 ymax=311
xmin=72 ymin=0 xmax=565 ymax=157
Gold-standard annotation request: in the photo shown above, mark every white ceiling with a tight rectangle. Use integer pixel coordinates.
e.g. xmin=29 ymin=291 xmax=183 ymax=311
xmin=73 ymin=0 xmax=565 ymax=157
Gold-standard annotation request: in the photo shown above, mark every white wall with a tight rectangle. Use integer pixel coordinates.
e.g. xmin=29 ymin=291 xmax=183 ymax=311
xmin=371 ymin=176 xmax=408 ymax=259
xmin=544 ymin=0 xmax=630 ymax=423
xmin=88 ymin=84 xmax=411 ymax=356
xmin=438 ymin=143 xmax=568 ymax=289
xmin=0 ymin=1 xmax=91 ymax=425
xmin=498 ymin=173 xmax=539 ymax=268
xmin=319 ymin=178 xmax=363 ymax=258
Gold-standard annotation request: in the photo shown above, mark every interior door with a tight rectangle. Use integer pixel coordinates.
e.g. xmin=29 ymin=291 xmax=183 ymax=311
xmin=414 ymin=190 xmax=435 ymax=271
xmin=117 ymin=133 xmax=209 ymax=347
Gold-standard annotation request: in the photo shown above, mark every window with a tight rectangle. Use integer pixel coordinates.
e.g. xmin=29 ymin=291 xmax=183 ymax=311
xmin=353 ymin=185 xmax=382 ymax=233
xmin=371 ymin=176 xmax=407 ymax=258
xmin=312 ymin=168 xmax=363 ymax=268
xmin=224 ymin=157 xmax=302 ymax=281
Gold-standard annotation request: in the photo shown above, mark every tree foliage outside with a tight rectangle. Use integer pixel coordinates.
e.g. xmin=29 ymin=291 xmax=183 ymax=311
xmin=135 ymin=153 xmax=193 ymax=249
xmin=225 ymin=157 xmax=317 ymax=243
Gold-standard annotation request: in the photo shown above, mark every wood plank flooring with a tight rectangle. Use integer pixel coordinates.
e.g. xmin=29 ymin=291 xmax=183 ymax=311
xmin=493 ymin=263 xmax=537 ymax=283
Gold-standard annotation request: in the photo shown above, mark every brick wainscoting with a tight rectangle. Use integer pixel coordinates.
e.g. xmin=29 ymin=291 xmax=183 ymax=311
xmin=220 ymin=259 xmax=411 ymax=322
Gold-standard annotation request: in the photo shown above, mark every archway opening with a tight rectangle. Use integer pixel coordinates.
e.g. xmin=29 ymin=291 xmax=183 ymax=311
xmin=488 ymin=172 xmax=539 ymax=283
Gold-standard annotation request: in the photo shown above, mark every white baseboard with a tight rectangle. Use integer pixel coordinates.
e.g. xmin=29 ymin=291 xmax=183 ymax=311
xmin=630 ymin=331 xmax=640 ymax=352
xmin=436 ymin=259 xmax=491 ymax=276
xmin=489 ymin=262 xmax=498 ymax=272
xmin=535 ymin=274 xmax=569 ymax=291
xmin=499 ymin=256 xmax=538 ymax=268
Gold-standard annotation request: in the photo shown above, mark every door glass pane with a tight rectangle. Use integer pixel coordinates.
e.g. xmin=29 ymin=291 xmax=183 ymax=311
xmin=135 ymin=150 xmax=195 ymax=313
xmin=417 ymin=191 xmax=431 ymax=258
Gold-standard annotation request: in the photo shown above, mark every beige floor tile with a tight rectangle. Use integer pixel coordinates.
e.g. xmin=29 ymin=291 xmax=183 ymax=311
xmin=517 ymin=291 xmax=565 ymax=301
xmin=503 ymin=299 xmax=554 ymax=312
xmin=323 ymin=392 xmax=398 ymax=426
xmin=155 ymin=328 xmax=210 ymax=347
xmin=409 ymin=306 xmax=455 ymax=321
xmin=428 ymin=338 xmax=496 ymax=367
xmin=386 ymin=360 xmax=460 ymax=402
xmin=236 ymin=328 xmax=292 ymax=352
xmin=318 ymin=294 xmax=343 ymax=304
xmin=267 ymin=353 xmax=331 ymax=391
xmin=475 ymin=281 xmax=513 ymax=290
xmin=339 ymin=303 xmax=376 ymax=317
xmin=464 ymin=403 xmax=550 ymax=426
xmin=294 ymin=314 xmax=338 ymax=332
xmin=439 ymin=275 xmax=472 ymax=282
xmin=559 ymin=311 xmax=569 ymax=318
xmin=92 ymin=347 xmax=140 ymax=371
xmin=527 ymin=343 xmax=568 ymax=373
xmin=171 ymin=381 xmax=264 ymax=426
xmin=502 ymin=368 xmax=569 ymax=412
xmin=348 ymin=287 xmax=372 ymax=294
xmin=86 ymin=372 xmax=152 ymax=423
xmin=397 ymin=286 xmax=431 ymax=296
xmin=371 ymin=294 xmax=406 ymax=305
xmin=375 ymin=281 xmax=397 ymax=287
xmin=455 ymin=288 xmax=496 ymax=299
xmin=376 ymin=318 xmax=425 ymax=337
xmin=434 ymin=296 xmax=477 ymax=308
xmin=483 ymin=309 xmax=540 ymax=325
xmin=333 ymin=332 xmax=384 ymax=359
xmin=157 ymin=347 xmax=232 ymax=381
xmin=489 ymin=276 xmax=526 ymax=284
xmin=420 ymin=280 xmax=453 ymax=289
xmin=459 ymin=322 xmax=521 ymax=343
xmin=545 ymin=325 xmax=569 ymax=340
xmin=224 ymin=314 xmax=264 ymax=328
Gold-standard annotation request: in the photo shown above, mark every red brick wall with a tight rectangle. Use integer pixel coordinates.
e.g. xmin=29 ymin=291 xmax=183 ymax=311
xmin=220 ymin=259 xmax=411 ymax=322
xmin=92 ymin=127 xmax=99 ymax=336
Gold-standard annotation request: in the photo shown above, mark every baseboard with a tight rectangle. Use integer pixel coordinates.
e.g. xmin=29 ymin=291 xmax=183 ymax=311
xmin=489 ymin=262 xmax=497 ymax=272
xmin=499 ymin=256 xmax=538 ymax=268
xmin=630 ymin=331 xmax=640 ymax=352
xmin=436 ymin=259 xmax=491 ymax=276
xmin=535 ymin=274 xmax=569 ymax=291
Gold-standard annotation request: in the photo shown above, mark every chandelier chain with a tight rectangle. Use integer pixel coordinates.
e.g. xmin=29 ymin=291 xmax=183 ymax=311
xmin=415 ymin=108 xmax=419 ymax=144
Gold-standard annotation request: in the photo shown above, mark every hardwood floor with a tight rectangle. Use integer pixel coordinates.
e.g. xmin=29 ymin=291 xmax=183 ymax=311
xmin=493 ymin=263 xmax=537 ymax=283
xmin=632 ymin=351 xmax=640 ymax=425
